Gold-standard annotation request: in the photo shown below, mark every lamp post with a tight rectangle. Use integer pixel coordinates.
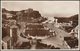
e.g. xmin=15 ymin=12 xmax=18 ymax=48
xmin=10 ymin=27 xmax=13 ymax=49
xmin=10 ymin=25 xmax=18 ymax=49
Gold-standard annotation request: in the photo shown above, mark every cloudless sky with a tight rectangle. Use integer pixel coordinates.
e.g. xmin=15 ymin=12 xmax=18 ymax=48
xmin=2 ymin=1 xmax=79 ymax=17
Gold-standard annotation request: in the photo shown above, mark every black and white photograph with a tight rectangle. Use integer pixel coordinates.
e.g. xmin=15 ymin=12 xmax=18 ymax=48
xmin=1 ymin=1 xmax=79 ymax=50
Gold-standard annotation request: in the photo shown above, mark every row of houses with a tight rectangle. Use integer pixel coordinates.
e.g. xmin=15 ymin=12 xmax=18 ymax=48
xmin=54 ymin=14 xmax=78 ymax=32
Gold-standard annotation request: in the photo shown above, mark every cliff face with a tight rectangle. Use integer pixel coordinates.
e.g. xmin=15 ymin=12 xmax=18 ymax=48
xmin=2 ymin=8 xmax=47 ymax=23
xmin=16 ymin=9 xmax=42 ymax=23
xmin=70 ymin=14 xmax=78 ymax=28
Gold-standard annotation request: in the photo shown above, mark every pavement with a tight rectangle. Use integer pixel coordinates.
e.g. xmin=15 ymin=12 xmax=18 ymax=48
xmin=41 ymin=23 xmax=70 ymax=49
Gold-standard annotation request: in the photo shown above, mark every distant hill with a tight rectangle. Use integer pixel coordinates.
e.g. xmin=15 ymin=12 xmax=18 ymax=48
xmin=54 ymin=14 xmax=78 ymax=32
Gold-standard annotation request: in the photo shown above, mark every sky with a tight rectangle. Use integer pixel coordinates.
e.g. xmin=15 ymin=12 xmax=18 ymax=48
xmin=2 ymin=1 xmax=79 ymax=17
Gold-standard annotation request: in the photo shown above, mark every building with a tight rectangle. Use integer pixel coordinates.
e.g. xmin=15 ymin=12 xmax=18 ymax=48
xmin=54 ymin=14 xmax=78 ymax=32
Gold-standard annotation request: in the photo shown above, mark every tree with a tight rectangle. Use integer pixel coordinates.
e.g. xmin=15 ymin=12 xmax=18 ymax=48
xmin=2 ymin=8 xmax=8 ymax=13
xmin=31 ymin=11 xmax=41 ymax=18
xmin=2 ymin=14 xmax=7 ymax=19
